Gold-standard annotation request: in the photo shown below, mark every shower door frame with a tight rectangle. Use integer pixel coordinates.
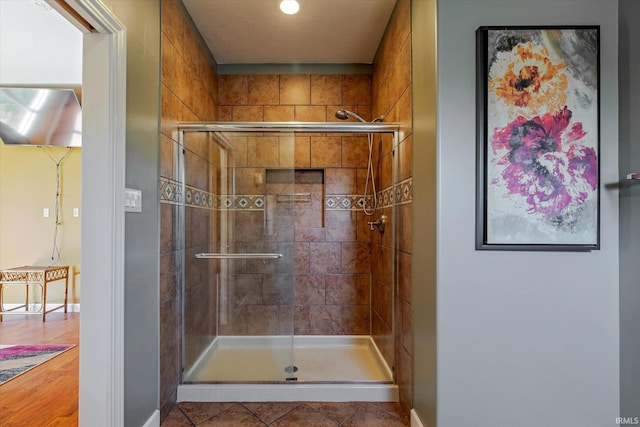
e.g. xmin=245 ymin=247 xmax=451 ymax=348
xmin=177 ymin=121 xmax=400 ymax=384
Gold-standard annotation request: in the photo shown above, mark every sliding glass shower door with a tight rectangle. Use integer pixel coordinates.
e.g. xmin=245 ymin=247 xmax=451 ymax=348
xmin=181 ymin=129 xmax=296 ymax=382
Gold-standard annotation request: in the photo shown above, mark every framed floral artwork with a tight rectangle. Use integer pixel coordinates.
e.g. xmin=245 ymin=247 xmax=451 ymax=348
xmin=476 ymin=26 xmax=600 ymax=251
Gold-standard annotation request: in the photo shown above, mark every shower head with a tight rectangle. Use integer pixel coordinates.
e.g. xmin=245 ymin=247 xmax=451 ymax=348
xmin=335 ymin=109 xmax=367 ymax=123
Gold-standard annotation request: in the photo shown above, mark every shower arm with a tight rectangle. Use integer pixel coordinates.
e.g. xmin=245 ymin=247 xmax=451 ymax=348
xmin=196 ymin=253 xmax=282 ymax=259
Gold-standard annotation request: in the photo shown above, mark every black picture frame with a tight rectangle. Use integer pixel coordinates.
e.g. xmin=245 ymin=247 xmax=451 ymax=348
xmin=476 ymin=26 xmax=601 ymax=251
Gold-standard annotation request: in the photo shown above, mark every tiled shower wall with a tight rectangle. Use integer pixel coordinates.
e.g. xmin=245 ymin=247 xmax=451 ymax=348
xmin=372 ymin=0 xmax=413 ymax=413
xmin=159 ymin=0 xmax=219 ymax=419
xmin=217 ymin=74 xmax=377 ymax=336
xmin=159 ymin=0 xmax=413 ymax=419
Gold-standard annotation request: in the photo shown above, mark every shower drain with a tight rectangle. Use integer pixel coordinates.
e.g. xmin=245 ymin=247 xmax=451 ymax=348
xmin=284 ymin=365 xmax=298 ymax=373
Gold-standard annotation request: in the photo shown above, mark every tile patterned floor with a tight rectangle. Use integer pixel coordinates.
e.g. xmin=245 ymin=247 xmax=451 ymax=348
xmin=162 ymin=402 xmax=410 ymax=426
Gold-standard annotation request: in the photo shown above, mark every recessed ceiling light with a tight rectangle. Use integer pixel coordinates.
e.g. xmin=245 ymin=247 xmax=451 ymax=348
xmin=279 ymin=0 xmax=300 ymax=15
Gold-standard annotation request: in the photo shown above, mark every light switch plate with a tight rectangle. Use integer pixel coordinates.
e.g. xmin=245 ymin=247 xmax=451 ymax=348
xmin=124 ymin=188 xmax=142 ymax=213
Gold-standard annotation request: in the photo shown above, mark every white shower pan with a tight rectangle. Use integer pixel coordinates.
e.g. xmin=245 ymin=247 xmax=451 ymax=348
xmin=178 ymin=335 xmax=399 ymax=402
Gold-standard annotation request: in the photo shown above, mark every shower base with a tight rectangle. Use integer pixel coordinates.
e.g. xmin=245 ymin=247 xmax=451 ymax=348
xmin=178 ymin=335 xmax=398 ymax=402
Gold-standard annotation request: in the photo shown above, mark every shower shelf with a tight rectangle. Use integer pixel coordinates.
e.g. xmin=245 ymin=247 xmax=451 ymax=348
xmin=276 ymin=192 xmax=311 ymax=203
xmin=195 ymin=253 xmax=282 ymax=260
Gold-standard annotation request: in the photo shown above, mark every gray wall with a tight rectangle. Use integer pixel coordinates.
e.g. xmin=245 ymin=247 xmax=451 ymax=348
xmin=619 ymin=0 xmax=640 ymax=419
xmin=120 ymin=0 xmax=161 ymax=425
xmin=435 ymin=1 xmax=619 ymax=426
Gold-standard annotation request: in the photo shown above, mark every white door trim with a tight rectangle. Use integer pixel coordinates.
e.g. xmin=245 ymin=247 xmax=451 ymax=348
xmin=64 ymin=0 xmax=127 ymax=425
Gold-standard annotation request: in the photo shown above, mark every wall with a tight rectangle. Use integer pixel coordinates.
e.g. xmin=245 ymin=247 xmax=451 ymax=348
xmin=101 ymin=0 xmax=161 ymax=425
xmin=0 ymin=145 xmax=82 ymax=304
xmin=371 ymin=0 xmax=414 ymax=413
xmin=411 ymin=0 xmax=438 ymax=425
xmin=0 ymin=1 xmax=83 ymax=306
xmin=159 ymin=0 xmax=220 ymax=420
xmin=435 ymin=1 xmax=619 ymax=426
xmin=618 ymin=0 xmax=640 ymax=419
xmin=217 ymin=73 xmax=375 ymax=337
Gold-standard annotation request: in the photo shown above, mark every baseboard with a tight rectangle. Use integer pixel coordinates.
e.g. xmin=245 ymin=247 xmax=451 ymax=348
xmin=411 ymin=409 xmax=426 ymax=427
xmin=142 ymin=409 xmax=160 ymax=427
xmin=1 ymin=303 xmax=80 ymax=312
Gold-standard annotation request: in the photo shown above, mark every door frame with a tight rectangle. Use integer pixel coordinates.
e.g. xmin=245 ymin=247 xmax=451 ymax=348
xmin=60 ymin=0 xmax=127 ymax=424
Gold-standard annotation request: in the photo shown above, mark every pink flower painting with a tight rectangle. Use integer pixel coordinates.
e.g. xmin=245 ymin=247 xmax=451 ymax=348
xmin=479 ymin=27 xmax=599 ymax=248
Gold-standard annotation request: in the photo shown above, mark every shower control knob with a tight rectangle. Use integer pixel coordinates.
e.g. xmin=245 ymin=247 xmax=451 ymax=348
xmin=367 ymin=215 xmax=387 ymax=233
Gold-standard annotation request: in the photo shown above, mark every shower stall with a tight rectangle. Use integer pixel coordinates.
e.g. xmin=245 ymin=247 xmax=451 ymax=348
xmin=175 ymin=121 xmax=400 ymax=402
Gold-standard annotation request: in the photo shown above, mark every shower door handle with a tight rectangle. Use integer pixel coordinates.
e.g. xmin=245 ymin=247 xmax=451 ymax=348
xmin=195 ymin=253 xmax=282 ymax=259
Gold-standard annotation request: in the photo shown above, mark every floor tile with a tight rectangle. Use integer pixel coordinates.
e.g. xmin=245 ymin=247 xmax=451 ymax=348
xmin=162 ymin=401 xmax=410 ymax=426
xmin=199 ymin=404 xmax=266 ymax=426
xmin=342 ymin=403 xmax=409 ymax=427
xmin=178 ymin=402 xmax=236 ymax=425
xmin=270 ymin=405 xmax=338 ymax=427
xmin=162 ymin=407 xmax=194 ymax=426
xmin=306 ymin=402 xmax=365 ymax=424
xmin=243 ymin=402 xmax=300 ymax=424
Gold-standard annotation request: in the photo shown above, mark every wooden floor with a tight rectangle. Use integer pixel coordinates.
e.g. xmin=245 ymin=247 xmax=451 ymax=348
xmin=0 ymin=312 xmax=79 ymax=426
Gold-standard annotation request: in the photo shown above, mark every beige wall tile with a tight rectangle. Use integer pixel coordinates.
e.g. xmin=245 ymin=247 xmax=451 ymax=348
xmin=325 ymin=274 xmax=370 ymax=306
xmin=161 ymin=33 xmax=176 ymax=91
xmin=294 ymin=105 xmax=327 ymax=122
xmin=325 ymin=168 xmax=357 ymax=194
xmin=247 ymin=135 xmax=279 ymax=167
xmin=229 ymin=136 xmax=248 ymax=167
xmin=218 ymin=105 xmax=232 ymax=121
xmin=399 ymin=203 xmax=412 ymax=253
xmin=161 ymin=85 xmax=181 ymax=140
xmin=310 ymin=136 xmax=341 ymax=167
xmin=279 ymin=135 xmax=294 ymax=168
xmin=325 ymin=210 xmax=357 ymax=242
xmin=265 ymin=105 xmax=295 ymax=121
xmin=294 ymin=136 xmax=311 ymax=168
xmin=388 ymin=37 xmax=412 ymax=109
xmin=342 ymin=136 xmax=369 ymax=168
xmin=183 ymin=23 xmax=200 ymax=75
xmin=248 ymin=74 xmax=280 ymax=105
xmin=160 ymin=133 xmax=175 ymax=179
xmin=219 ymin=74 xmax=248 ymax=105
xmin=280 ymin=74 xmax=310 ymax=104
xmin=311 ymin=75 xmax=342 ymax=105
xmin=399 ymin=134 xmax=412 ymax=181
xmin=343 ymin=75 xmax=372 ymax=106
xmin=174 ymin=55 xmax=193 ymax=109
xmin=161 ymin=0 xmax=184 ymax=55
xmin=232 ymin=105 xmax=264 ymax=121
xmin=295 ymin=275 xmax=325 ymax=305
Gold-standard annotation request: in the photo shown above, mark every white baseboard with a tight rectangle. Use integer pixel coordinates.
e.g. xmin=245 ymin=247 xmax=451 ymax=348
xmin=411 ymin=409 xmax=426 ymax=427
xmin=1 ymin=303 xmax=80 ymax=312
xmin=142 ymin=409 xmax=160 ymax=427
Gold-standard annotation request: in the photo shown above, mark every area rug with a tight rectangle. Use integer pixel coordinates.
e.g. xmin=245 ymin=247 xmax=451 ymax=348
xmin=0 ymin=344 xmax=75 ymax=385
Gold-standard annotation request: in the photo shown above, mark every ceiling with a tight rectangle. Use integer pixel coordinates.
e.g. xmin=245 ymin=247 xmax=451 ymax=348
xmin=181 ymin=0 xmax=398 ymax=65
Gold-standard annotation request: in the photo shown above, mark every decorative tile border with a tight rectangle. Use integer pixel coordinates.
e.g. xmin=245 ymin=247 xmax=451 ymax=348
xmin=215 ymin=195 xmax=265 ymax=210
xmin=378 ymin=187 xmax=394 ymax=209
xmin=160 ymin=177 xmax=182 ymax=206
xmin=395 ymin=177 xmax=413 ymax=206
xmin=185 ymin=185 xmax=214 ymax=209
xmin=162 ymin=177 xmax=412 ymax=211
xmin=325 ymin=195 xmax=373 ymax=211
xmin=160 ymin=178 xmax=265 ymax=211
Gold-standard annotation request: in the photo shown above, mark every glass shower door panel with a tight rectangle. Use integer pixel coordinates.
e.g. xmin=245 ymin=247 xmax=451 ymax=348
xmin=188 ymin=131 xmax=295 ymax=382
xmin=182 ymin=130 xmax=220 ymax=380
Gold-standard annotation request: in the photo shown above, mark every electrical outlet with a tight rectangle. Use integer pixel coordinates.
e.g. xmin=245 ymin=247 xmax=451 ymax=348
xmin=43 ymin=208 xmax=49 ymax=218
xmin=73 ymin=208 xmax=79 ymax=217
